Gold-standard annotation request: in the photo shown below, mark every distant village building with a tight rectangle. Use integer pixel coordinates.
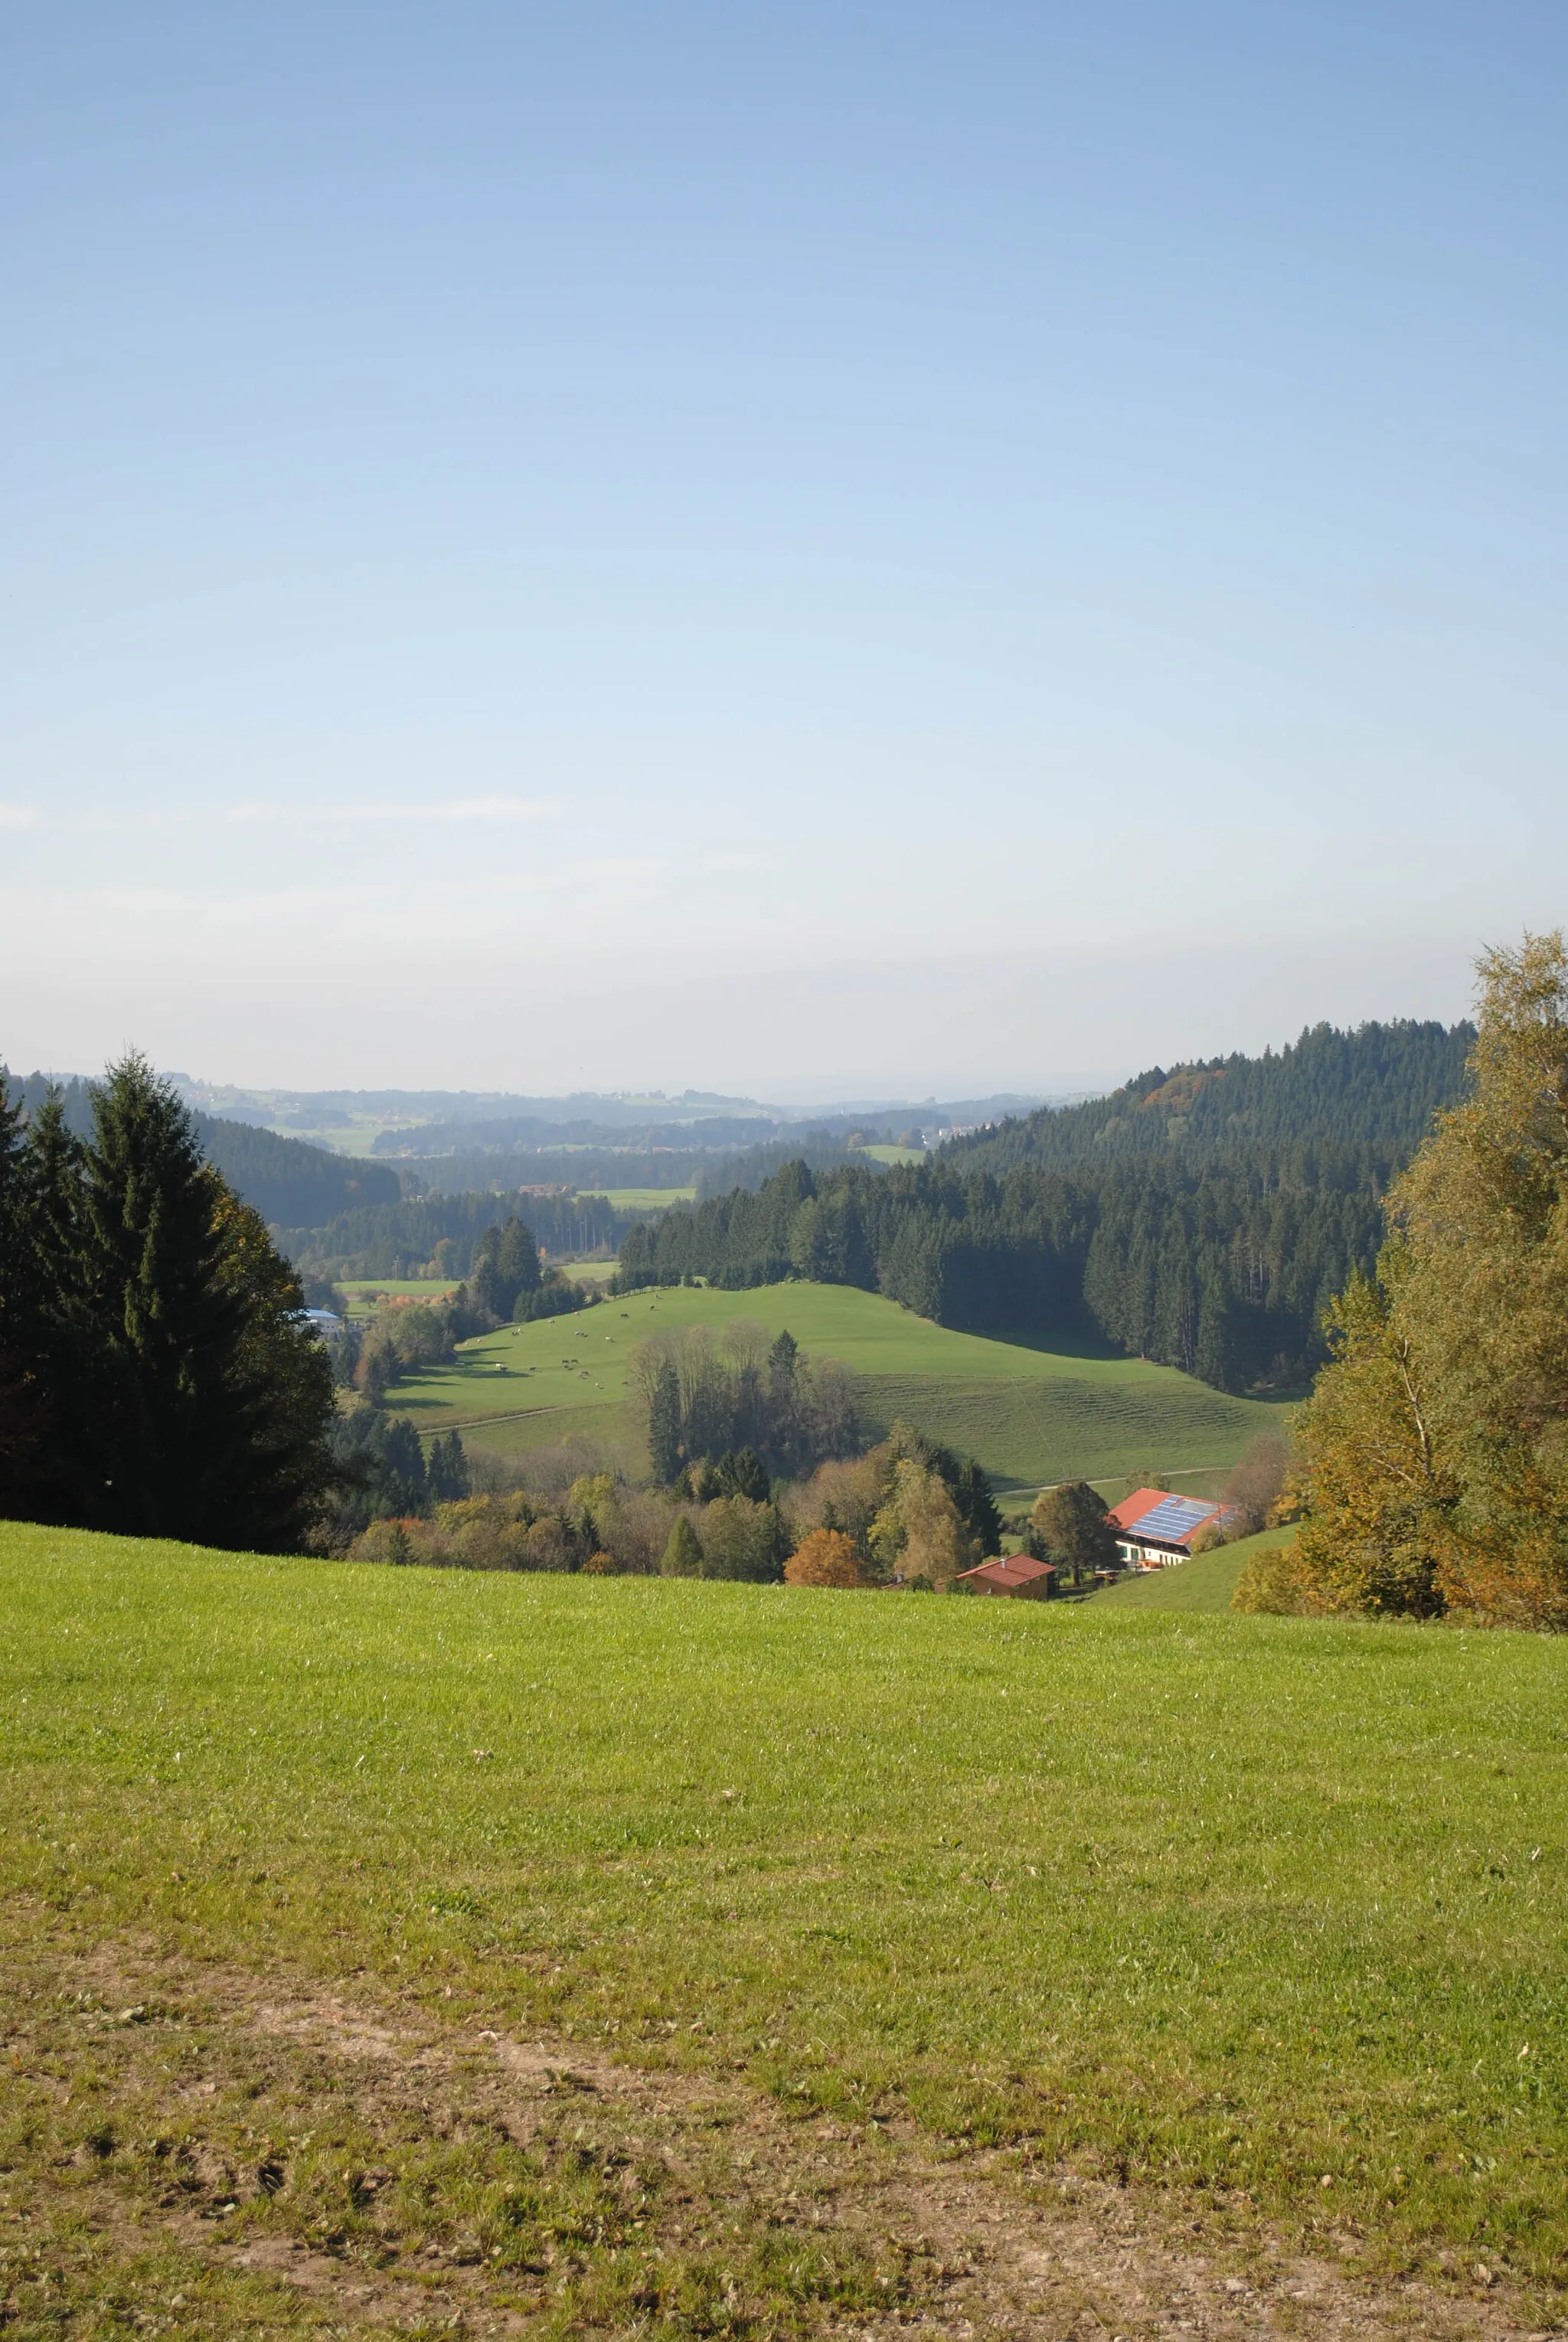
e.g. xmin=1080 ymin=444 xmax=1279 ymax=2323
xmin=1106 ymin=1488 xmax=1231 ymax=1570
xmin=955 ymin=1553 xmax=1057 ymax=1599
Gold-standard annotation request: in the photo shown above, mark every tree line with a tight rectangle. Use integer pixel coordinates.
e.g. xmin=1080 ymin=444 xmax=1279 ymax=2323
xmin=612 ymin=1148 xmax=1393 ymax=1393
xmin=946 ymin=1017 xmax=1473 ymax=1173
xmin=278 ymin=1187 xmax=627 ymax=1280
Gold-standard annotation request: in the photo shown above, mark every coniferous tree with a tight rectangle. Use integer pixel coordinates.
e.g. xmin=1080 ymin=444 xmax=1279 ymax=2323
xmin=0 ymin=1054 xmax=338 ymax=1550
xmin=0 ymin=1082 xmax=45 ymax=1507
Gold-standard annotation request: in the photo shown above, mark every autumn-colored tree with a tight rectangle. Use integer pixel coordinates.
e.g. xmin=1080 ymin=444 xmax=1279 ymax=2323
xmin=886 ymin=1458 xmax=976 ymax=1586
xmin=1289 ymin=933 xmax=1568 ymax=1626
xmin=785 ymin=1527 xmax=867 ymax=1587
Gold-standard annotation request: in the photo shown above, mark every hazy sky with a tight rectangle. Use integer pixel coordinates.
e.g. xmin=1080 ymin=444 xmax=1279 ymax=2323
xmin=4 ymin=2 xmax=1565 ymax=1096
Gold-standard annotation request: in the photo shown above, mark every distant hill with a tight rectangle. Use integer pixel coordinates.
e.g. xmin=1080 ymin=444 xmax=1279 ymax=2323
xmin=945 ymin=1021 xmax=1474 ymax=1173
xmin=2 ymin=1068 xmax=399 ymax=1228
xmin=615 ymin=1020 xmax=1480 ymax=1396
xmin=191 ymin=1115 xmax=400 ymax=1226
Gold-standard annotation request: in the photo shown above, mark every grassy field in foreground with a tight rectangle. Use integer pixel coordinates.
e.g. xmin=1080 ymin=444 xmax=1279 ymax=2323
xmin=3 ymin=1519 xmax=1565 ymax=2315
xmin=389 ymin=1279 xmax=1291 ymax=1489
xmin=1091 ymin=1525 xmax=1296 ymax=1613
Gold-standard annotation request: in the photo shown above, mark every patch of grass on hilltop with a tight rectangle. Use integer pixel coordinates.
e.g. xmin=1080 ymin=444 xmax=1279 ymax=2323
xmin=3 ymin=1521 xmax=1566 ymax=2307
xmin=574 ymin=1186 xmax=697 ymax=1211
xmin=387 ymin=1279 xmax=1290 ymax=1488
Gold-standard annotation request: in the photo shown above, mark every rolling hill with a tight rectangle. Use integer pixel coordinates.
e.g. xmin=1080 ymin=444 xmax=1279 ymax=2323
xmin=386 ymin=1279 xmax=1292 ymax=1491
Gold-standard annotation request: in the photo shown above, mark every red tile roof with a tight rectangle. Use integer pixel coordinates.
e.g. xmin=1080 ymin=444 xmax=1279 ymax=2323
xmin=1106 ymin=1487 xmax=1230 ymax=1552
xmin=958 ymin=1554 xmax=1057 ymax=1596
xmin=1106 ymin=1487 xmax=1169 ymax=1531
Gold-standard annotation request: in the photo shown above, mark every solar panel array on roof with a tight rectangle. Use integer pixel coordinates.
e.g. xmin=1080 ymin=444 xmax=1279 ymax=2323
xmin=1127 ymin=1494 xmax=1219 ymax=1543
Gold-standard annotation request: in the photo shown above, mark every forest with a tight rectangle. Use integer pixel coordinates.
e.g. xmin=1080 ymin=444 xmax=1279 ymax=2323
xmin=276 ymin=1186 xmax=628 ymax=1278
xmin=614 ymin=1021 xmax=1474 ymax=1393
xmin=948 ymin=1017 xmax=1472 ymax=1171
xmin=1 ymin=1069 xmax=400 ymax=1227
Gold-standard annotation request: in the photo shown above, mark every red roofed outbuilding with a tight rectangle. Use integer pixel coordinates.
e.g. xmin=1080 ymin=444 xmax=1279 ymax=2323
xmin=956 ymin=1553 xmax=1057 ymax=1600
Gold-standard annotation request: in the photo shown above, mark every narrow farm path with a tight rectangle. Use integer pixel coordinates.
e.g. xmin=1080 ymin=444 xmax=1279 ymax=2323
xmin=4 ymin=1922 xmax=1558 ymax=2341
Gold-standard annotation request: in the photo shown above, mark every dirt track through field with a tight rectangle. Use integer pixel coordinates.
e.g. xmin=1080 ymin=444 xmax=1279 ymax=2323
xmin=5 ymin=1930 xmax=1561 ymax=2340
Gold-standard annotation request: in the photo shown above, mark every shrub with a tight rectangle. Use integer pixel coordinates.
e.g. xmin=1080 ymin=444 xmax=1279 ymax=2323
xmin=1231 ymin=1539 xmax=1321 ymax=1615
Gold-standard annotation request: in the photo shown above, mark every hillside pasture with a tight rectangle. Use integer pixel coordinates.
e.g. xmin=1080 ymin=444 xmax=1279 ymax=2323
xmin=573 ymin=1185 xmax=697 ymax=1211
xmin=387 ymin=1279 xmax=1290 ymax=1488
xmin=2 ymin=1521 xmax=1565 ymax=2336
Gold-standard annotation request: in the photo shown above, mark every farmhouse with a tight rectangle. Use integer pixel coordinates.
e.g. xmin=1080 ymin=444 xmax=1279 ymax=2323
xmin=1107 ymin=1488 xmax=1230 ymax=1570
xmin=956 ymin=1553 xmax=1057 ymax=1599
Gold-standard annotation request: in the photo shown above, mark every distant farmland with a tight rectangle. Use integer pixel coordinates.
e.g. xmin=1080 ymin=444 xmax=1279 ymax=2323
xmin=573 ymin=1184 xmax=697 ymax=1212
xmin=387 ymin=1279 xmax=1291 ymax=1490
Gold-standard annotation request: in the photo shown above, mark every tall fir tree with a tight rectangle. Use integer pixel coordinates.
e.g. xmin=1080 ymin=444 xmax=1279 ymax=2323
xmin=4 ymin=1054 xmax=339 ymax=1550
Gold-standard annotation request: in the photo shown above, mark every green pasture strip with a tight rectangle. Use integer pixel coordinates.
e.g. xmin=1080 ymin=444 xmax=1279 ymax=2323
xmin=335 ymin=1276 xmax=459 ymax=1320
xmin=3 ymin=1521 xmax=1566 ymax=2291
xmin=336 ymin=1279 xmax=460 ymax=1295
xmin=854 ymin=1145 xmax=925 ymax=1164
xmin=1092 ymin=1526 xmax=1296 ymax=1613
xmin=853 ymin=1373 xmax=1283 ymax=1491
xmin=387 ymin=1281 xmax=1290 ymax=1489
xmin=575 ymin=1187 xmax=697 ymax=1210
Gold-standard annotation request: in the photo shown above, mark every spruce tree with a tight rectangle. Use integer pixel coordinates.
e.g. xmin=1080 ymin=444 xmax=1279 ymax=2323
xmin=68 ymin=1056 xmax=336 ymax=1549
xmin=0 ymin=1080 xmax=45 ymax=1509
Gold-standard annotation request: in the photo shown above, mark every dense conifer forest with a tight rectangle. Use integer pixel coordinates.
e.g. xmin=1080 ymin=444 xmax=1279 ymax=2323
xmin=947 ymin=1019 xmax=1472 ymax=1171
xmin=615 ymin=1021 xmax=1475 ymax=1393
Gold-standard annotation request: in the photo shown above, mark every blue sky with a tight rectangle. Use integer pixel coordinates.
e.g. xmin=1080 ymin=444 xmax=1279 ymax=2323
xmin=3 ymin=2 xmax=1565 ymax=1094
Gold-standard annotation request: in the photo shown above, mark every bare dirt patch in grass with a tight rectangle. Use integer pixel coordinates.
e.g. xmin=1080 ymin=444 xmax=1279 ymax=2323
xmin=2 ymin=1922 xmax=1557 ymax=2340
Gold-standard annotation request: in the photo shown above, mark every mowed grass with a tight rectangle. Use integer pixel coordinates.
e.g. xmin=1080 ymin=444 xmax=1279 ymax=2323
xmin=390 ymin=1280 xmax=1291 ymax=1488
xmin=4 ymin=1520 xmax=1566 ymax=2295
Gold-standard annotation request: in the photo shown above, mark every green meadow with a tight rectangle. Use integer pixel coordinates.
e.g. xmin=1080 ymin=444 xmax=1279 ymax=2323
xmin=574 ymin=1186 xmax=697 ymax=1212
xmin=387 ymin=1279 xmax=1291 ymax=1489
xmin=336 ymin=1276 xmax=459 ymax=1318
xmin=4 ymin=1519 xmax=1566 ymax=2321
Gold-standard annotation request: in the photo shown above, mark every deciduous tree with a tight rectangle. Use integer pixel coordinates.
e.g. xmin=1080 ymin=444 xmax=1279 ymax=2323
xmin=785 ymin=1527 xmax=867 ymax=1587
